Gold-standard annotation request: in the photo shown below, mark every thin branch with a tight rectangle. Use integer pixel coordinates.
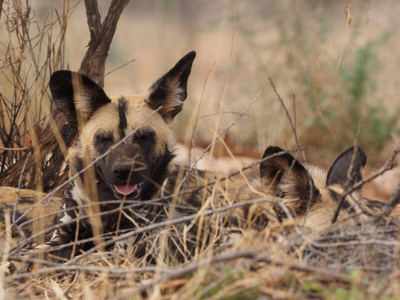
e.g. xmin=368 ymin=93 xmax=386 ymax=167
xmin=187 ymin=88 xmax=264 ymax=177
xmin=379 ymin=184 xmax=400 ymax=218
xmin=0 ymin=146 xmax=30 ymax=151
xmin=96 ymin=58 xmax=135 ymax=84
xmin=268 ymin=77 xmax=299 ymax=147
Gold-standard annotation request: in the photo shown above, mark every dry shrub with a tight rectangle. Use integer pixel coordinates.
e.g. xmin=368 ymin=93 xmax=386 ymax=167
xmin=0 ymin=0 xmax=72 ymax=193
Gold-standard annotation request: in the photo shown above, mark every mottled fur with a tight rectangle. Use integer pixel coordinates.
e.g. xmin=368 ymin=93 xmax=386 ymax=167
xmin=0 ymin=187 xmax=61 ymax=250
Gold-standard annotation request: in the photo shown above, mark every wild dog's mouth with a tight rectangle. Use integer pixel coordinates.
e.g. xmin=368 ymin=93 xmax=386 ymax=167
xmin=114 ymin=183 xmax=138 ymax=196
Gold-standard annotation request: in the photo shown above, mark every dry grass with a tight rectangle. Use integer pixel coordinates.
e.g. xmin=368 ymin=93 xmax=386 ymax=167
xmin=1 ymin=0 xmax=400 ymax=299
xmin=3 ymin=192 xmax=400 ymax=299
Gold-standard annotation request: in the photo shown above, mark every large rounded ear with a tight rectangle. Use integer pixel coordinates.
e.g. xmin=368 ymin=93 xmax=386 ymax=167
xmin=326 ymin=146 xmax=367 ymax=189
xmin=146 ymin=51 xmax=196 ymax=123
xmin=260 ymin=146 xmax=320 ymax=213
xmin=50 ymin=70 xmax=111 ymax=125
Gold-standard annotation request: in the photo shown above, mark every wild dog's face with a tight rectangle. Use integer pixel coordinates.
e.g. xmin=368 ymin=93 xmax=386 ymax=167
xmin=49 ymin=51 xmax=196 ymax=200
xmin=77 ymin=96 xmax=175 ymax=199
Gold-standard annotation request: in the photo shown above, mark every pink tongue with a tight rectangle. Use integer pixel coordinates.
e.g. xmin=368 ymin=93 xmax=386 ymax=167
xmin=114 ymin=184 xmax=137 ymax=195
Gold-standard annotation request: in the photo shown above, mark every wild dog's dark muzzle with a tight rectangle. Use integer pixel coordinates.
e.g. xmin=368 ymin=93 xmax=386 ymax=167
xmin=95 ymin=138 xmax=147 ymax=197
xmin=113 ymin=161 xmax=136 ymax=180
xmin=110 ymin=153 xmax=148 ymax=197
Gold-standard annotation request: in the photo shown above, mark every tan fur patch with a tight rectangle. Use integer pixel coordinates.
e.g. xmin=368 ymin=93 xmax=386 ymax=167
xmin=0 ymin=187 xmax=62 ymax=249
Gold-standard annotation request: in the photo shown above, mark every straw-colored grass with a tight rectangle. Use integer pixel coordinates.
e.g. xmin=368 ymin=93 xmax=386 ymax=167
xmin=1 ymin=0 xmax=400 ymax=299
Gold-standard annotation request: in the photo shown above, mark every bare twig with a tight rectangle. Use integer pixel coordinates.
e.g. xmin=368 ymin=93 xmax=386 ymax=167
xmin=188 ymin=61 xmax=216 ymax=171
xmin=97 ymin=58 xmax=136 ymax=83
xmin=268 ymin=77 xmax=299 ymax=147
xmin=0 ymin=147 xmax=30 ymax=151
xmin=379 ymin=184 xmax=400 ymax=218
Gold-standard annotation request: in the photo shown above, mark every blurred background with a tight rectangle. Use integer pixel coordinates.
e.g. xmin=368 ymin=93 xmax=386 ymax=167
xmin=2 ymin=0 xmax=400 ymax=180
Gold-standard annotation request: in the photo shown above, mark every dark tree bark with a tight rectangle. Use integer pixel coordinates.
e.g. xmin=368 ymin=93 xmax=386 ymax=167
xmin=79 ymin=0 xmax=130 ymax=87
xmin=0 ymin=0 xmax=4 ymax=19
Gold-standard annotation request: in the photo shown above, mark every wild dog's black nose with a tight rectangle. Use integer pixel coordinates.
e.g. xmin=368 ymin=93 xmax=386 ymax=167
xmin=113 ymin=162 xmax=132 ymax=180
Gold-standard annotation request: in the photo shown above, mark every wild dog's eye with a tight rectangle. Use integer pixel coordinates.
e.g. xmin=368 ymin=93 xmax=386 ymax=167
xmin=94 ymin=132 xmax=114 ymax=145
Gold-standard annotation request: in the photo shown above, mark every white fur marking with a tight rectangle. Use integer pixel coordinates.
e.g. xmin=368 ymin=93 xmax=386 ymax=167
xmin=70 ymin=183 xmax=85 ymax=207
xmin=50 ymin=229 xmax=60 ymax=241
xmin=59 ymin=213 xmax=73 ymax=224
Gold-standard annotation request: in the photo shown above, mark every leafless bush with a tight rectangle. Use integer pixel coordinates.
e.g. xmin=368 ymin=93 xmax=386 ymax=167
xmin=0 ymin=0 xmax=77 ymax=194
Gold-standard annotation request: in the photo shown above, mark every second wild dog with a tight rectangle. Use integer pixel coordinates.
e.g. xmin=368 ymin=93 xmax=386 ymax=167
xmin=237 ymin=145 xmax=400 ymax=235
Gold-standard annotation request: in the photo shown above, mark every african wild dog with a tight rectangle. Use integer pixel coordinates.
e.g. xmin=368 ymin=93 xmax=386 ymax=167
xmin=43 ymin=51 xmax=244 ymax=261
xmin=236 ymin=146 xmax=400 ymax=235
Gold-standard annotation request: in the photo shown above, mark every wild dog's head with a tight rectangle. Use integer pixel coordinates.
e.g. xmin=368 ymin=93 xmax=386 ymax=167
xmin=50 ymin=51 xmax=196 ymax=201
xmin=240 ymin=146 xmax=370 ymax=229
xmin=258 ymin=146 xmax=369 ymax=222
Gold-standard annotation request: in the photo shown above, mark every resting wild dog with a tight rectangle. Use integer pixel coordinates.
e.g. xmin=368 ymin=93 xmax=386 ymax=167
xmin=237 ymin=145 xmax=400 ymax=235
xmin=42 ymin=51 xmax=243 ymax=261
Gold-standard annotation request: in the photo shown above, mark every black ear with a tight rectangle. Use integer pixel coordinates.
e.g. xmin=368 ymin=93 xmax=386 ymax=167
xmin=326 ymin=146 xmax=367 ymax=188
xmin=260 ymin=146 xmax=320 ymax=213
xmin=50 ymin=70 xmax=111 ymax=124
xmin=147 ymin=51 xmax=196 ymax=123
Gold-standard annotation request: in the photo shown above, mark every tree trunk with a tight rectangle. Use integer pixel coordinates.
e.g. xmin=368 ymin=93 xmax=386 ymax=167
xmin=79 ymin=0 xmax=130 ymax=87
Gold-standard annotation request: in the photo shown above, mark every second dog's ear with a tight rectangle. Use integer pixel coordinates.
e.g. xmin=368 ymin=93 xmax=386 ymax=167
xmin=326 ymin=146 xmax=367 ymax=189
xmin=147 ymin=51 xmax=196 ymax=123
xmin=50 ymin=70 xmax=111 ymax=125
xmin=260 ymin=146 xmax=320 ymax=214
